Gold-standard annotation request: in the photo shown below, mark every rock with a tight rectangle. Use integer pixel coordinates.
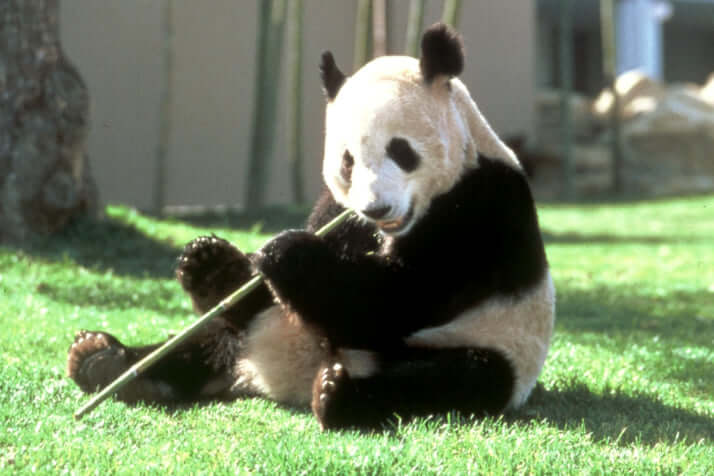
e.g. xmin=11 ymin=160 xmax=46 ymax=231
xmin=592 ymin=70 xmax=665 ymax=121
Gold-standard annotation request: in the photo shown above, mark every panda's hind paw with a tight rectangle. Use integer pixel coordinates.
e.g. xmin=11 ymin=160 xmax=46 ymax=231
xmin=67 ymin=330 xmax=129 ymax=394
xmin=311 ymin=361 xmax=354 ymax=430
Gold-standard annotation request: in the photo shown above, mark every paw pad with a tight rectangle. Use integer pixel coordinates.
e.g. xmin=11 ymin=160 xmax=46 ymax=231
xmin=67 ymin=330 xmax=128 ymax=394
xmin=176 ymin=235 xmax=248 ymax=295
xmin=312 ymin=361 xmax=350 ymax=429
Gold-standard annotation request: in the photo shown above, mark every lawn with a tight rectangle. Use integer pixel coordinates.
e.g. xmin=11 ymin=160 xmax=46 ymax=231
xmin=1 ymin=197 xmax=712 ymax=474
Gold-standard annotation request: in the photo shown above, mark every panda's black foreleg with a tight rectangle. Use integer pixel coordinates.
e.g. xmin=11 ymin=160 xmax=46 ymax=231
xmin=312 ymin=347 xmax=515 ymax=430
xmin=67 ymin=318 xmax=242 ymax=404
xmin=176 ymin=235 xmax=273 ymax=329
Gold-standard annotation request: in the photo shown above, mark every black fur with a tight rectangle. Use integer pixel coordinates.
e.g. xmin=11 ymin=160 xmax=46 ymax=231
xmin=313 ymin=347 xmax=514 ymax=430
xmin=176 ymin=235 xmax=272 ymax=328
xmin=255 ymin=156 xmax=547 ymax=350
xmin=340 ymin=150 xmax=354 ymax=184
xmin=386 ymin=137 xmax=421 ymax=172
xmin=306 ymin=185 xmax=382 ymax=259
xmin=68 ymin=318 xmax=242 ymax=402
xmin=420 ymin=23 xmax=464 ymax=83
xmin=320 ymin=51 xmax=346 ymax=100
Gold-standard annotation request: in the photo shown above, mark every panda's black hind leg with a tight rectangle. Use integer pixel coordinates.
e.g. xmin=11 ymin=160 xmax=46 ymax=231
xmin=67 ymin=330 xmax=181 ymax=403
xmin=176 ymin=235 xmax=272 ymax=328
xmin=67 ymin=319 xmax=242 ymax=404
xmin=311 ymin=347 xmax=514 ymax=431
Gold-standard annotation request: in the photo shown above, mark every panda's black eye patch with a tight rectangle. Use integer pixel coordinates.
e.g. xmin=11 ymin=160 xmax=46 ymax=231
xmin=341 ymin=150 xmax=354 ymax=183
xmin=386 ymin=138 xmax=420 ymax=172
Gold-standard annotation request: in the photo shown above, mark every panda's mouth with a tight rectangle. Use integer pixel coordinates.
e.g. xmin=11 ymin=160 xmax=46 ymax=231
xmin=375 ymin=203 xmax=415 ymax=235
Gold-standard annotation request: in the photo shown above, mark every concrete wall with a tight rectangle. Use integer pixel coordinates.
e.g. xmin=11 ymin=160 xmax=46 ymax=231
xmin=60 ymin=1 xmax=535 ymax=210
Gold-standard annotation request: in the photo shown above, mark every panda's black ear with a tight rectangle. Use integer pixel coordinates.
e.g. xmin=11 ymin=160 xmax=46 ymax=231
xmin=320 ymin=51 xmax=346 ymax=100
xmin=419 ymin=23 xmax=464 ymax=84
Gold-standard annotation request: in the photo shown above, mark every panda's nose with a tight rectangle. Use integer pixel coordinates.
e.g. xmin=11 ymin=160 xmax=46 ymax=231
xmin=362 ymin=205 xmax=391 ymax=220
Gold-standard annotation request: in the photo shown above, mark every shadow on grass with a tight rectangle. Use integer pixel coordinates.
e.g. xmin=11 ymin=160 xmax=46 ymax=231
xmin=122 ymin=383 xmax=712 ymax=446
xmin=557 ymin=286 xmax=714 ymax=347
xmin=168 ymin=205 xmax=310 ymax=234
xmin=6 ymin=205 xmax=311 ymax=280
xmin=510 ymin=383 xmax=714 ymax=446
xmin=7 ymin=215 xmax=181 ymax=279
xmin=34 ymin=280 xmax=187 ymax=315
xmin=542 ymin=231 xmax=681 ymax=245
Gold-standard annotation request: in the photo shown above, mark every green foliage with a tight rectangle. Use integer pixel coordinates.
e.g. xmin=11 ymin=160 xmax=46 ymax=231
xmin=1 ymin=198 xmax=712 ymax=474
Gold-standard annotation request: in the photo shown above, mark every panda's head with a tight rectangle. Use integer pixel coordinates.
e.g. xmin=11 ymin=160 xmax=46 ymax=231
xmin=319 ymin=23 xmax=518 ymax=237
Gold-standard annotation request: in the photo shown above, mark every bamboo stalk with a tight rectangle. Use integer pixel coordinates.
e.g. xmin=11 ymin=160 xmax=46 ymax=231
xmin=600 ymin=0 xmax=624 ymax=194
xmin=246 ymin=0 xmax=287 ymax=209
xmin=405 ymin=0 xmax=426 ymax=57
xmin=287 ymin=0 xmax=305 ymax=203
xmin=442 ymin=0 xmax=462 ymax=28
xmin=559 ymin=0 xmax=575 ymax=200
xmin=74 ymin=208 xmax=354 ymax=420
xmin=153 ymin=0 xmax=173 ymax=216
xmin=372 ymin=0 xmax=387 ymax=58
xmin=354 ymin=0 xmax=372 ymax=69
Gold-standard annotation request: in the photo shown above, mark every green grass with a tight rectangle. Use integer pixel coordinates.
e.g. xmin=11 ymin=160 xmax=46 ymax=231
xmin=1 ymin=198 xmax=713 ymax=474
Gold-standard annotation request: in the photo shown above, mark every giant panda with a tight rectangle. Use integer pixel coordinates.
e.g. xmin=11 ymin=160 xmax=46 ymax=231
xmin=67 ymin=23 xmax=555 ymax=430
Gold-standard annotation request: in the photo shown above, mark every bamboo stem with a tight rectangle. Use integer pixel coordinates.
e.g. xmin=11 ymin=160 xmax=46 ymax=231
xmin=405 ymin=0 xmax=425 ymax=57
xmin=153 ymin=0 xmax=173 ymax=216
xmin=559 ymin=0 xmax=575 ymax=200
xmin=287 ymin=0 xmax=305 ymax=203
xmin=74 ymin=208 xmax=354 ymax=420
xmin=354 ymin=0 xmax=372 ymax=69
xmin=442 ymin=0 xmax=462 ymax=28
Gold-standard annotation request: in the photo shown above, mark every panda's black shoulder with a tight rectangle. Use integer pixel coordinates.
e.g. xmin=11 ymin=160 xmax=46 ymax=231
xmin=410 ymin=156 xmax=541 ymax=241
xmin=398 ymin=156 xmax=547 ymax=298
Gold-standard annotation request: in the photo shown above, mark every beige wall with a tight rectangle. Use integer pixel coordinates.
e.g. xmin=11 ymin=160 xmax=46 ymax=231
xmin=60 ymin=1 xmax=535 ymax=210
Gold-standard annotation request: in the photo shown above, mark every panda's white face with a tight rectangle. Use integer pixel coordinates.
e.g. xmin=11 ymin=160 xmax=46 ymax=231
xmin=323 ymin=56 xmax=469 ymax=237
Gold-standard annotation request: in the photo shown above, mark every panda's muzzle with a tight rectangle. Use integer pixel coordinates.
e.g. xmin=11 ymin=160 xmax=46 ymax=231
xmin=375 ymin=202 xmax=415 ymax=235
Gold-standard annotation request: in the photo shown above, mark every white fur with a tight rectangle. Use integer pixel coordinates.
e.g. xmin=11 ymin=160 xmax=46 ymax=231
xmin=323 ymin=55 xmax=519 ymax=236
xmin=406 ymin=272 xmax=556 ymax=409
xmin=234 ymin=306 xmax=377 ymax=406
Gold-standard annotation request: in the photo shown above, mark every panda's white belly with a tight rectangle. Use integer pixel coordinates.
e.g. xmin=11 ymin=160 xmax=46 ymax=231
xmin=405 ymin=271 xmax=556 ymax=409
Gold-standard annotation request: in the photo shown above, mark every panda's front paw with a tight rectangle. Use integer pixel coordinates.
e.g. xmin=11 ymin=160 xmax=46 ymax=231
xmin=254 ymin=230 xmax=330 ymax=287
xmin=176 ymin=235 xmax=258 ymax=314
xmin=67 ymin=330 xmax=130 ymax=394
xmin=176 ymin=235 xmax=252 ymax=295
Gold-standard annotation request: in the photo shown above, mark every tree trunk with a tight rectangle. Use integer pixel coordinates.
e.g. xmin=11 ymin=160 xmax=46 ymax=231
xmin=0 ymin=0 xmax=98 ymax=242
